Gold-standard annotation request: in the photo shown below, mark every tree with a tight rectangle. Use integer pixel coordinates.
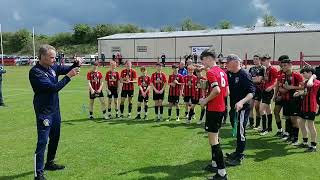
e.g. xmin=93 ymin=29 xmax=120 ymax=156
xmin=181 ymin=18 xmax=206 ymax=31
xmin=50 ymin=32 xmax=73 ymax=46
xmin=93 ymin=24 xmax=117 ymax=39
xmin=73 ymin=24 xmax=92 ymax=44
xmin=263 ymin=14 xmax=277 ymax=27
xmin=160 ymin=26 xmax=176 ymax=32
xmin=9 ymin=29 xmax=31 ymax=52
xmin=217 ymin=20 xmax=233 ymax=29
xmin=118 ymin=24 xmax=144 ymax=33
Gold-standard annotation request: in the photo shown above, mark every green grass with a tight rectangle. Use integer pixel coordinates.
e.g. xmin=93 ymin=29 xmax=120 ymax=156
xmin=1 ymin=66 xmax=320 ymax=180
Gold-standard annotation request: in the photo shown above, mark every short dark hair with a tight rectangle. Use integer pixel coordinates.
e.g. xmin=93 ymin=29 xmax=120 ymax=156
xmin=278 ymin=55 xmax=289 ymax=62
xmin=140 ymin=66 xmax=146 ymax=71
xmin=300 ymin=66 xmax=315 ymax=74
xmin=253 ymin=54 xmax=260 ymax=58
xmin=171 ymin=64 xmax=178 ymax=69
xmin=194 ymin=68 xmax=201 ymax=73
xmin=200 ymin=49 xmax=216 ymax=60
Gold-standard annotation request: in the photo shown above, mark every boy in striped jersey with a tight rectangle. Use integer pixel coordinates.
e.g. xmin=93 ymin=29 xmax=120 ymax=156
xmin=119 ymin=60 xmax=137 ymax=118
xmin=135 ymin=66 xmax=151 ymax=120
xmin=151 ymin=63 xmax=167 ymax=121
xmin=87 ymin=61 xmax=107 ymax=120
xmin=191 ymin=68 xmax=207 ymax=124
xmin=294 ymin=66 xmax=319 ymax=152
xmin=167 ymin=64 xmax=184 ymax=122
xmin=105 ymin=61 xmax=120 ymax=118
xmin=182 ymin=65 xmax=197 ymax=119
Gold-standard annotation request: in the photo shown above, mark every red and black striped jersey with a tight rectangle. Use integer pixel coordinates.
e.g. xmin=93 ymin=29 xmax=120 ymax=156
xmin=151 ymin=72 xmax=167 ymax=91
xmin=120 ymin=69 xmax=137 ymax=91
xmin=183 ymin=75 xmax=197 ymax=97
xmin=168 ymin=74 xmax=184 ymax=96
xmin=87 ymin=71 xmax=103 ymax=91
xmin=138 ymin=75 xmax=151 ymax=95
xmin=301 ymin=80 xmax=320 ymax=113
xmin=105 ymin=70 xmax=120 ymax=88
xmin=193 ymin=76 xmax=207 ymax=101
xmin=277 ymin=72 xmax=303 ymax=101
xmin=263 ymin=66 xmax=278 ymax=89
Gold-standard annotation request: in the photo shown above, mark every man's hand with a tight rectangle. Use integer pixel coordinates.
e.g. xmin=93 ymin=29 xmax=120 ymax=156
xmin=67 ymin=67 xmax=80 ymax=78
xmin=235 ymin=101 xmax=244 ymax=112
xmin=73 ymin=57 xmax=83 ymax=67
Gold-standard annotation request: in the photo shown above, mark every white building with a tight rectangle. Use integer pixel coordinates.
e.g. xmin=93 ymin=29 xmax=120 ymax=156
xmin=98 ymin=25 xmax=320 ymax=65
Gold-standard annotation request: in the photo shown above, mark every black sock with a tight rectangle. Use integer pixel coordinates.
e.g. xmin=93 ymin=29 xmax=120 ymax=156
xmin=285 ymin=118 xmax=290 ymax=134
xmin=102 ymin=110 xmax=106 ymax=114
xmin=211 ymin=145 xmax=216 ymax=163
xmin=262 ymin=114 xmax=267 ymax=131
xmin=128 ymin=103 xmax=133 ymax=113
xmin=267 ymin=114 xmax=273 ymax=131
xmin=188 ymin=109 xmax=194 ymax=121
xmin=168 ymin=108 xmax=172 ymax=116
xmin=108 ymin=108 xmax=111 ymax=113
xmin=293 ymin=127 xmax=299 ymax=141
xmin=89 ymin=111 xmax=93 ymax=115
xmin=249 ymin=117 xmax=254 ymax=126
xmin=311 ymin=142 xmax=317 ymax=147
xmin=176 ymin=108 xmax=180 ymax=117
xmin=256 ymin=116 xmax=261 ymax=127
xmin=212 ymin=144 xmax=225 ymax=169
xmin=200 ymin=109 xmax=205 ymax=120
xmin=185 ymin=111 xmax=188 ymax=116
xmin=160 ymin=106 xmax=164 ymax=115
xmin=276 ymin=121 xmax=282 ymax=130
xmin=303 ymin=138 xmax=308 ymax=143
xmin=155 ymin=106 xmax=159 ymax=115
xmin=137 ymin=107 xmax=141 ymax=115
xmin=120 ymin=104 xmax=124 ymax=114
xmin=145 ymin=105 xmax=148 ymax=113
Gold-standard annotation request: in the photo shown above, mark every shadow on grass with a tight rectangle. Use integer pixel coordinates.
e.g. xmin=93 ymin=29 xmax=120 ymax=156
xmin=117 ymin=160 xmax=210 ymax=179
xmin=222 ymin=131 xmax=307 ymax=162
xmin=0 ymin=171 xmax=34 ymax=180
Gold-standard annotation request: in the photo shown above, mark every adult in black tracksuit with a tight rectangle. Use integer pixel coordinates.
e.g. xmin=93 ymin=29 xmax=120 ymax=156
xmin=225 ymin=54 xmax=255 ymax=166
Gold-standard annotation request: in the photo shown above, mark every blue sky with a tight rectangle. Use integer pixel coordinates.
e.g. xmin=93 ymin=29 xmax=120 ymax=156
xmin=0 ymin=0 xmax=319 ymax=34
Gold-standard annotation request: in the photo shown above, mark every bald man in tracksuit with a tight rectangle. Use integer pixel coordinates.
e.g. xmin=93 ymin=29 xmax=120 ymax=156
xmin=29 ymin=45 xmax=81 ymax=180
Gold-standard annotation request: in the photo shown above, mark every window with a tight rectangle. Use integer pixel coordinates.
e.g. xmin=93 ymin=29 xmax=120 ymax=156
xmin=111 ymin=47 xmax=121 ymax=52
xmin=137 ymin=46 xmax=147 ymax=52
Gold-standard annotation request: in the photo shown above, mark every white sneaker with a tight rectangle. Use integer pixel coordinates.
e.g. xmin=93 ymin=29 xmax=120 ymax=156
xmin=176 ymin=117 xmax=180 ymax=122
xmin=166 ymin=118 xmax=170 ymax=122
xmin=260 ymin=131 xmax=269 ymax=136
xmin=292 ymin=141 xmax=300 ymax=146
xmin=185 ymin=114 xmax=189 ymax=119
xmin=128 ymin=114 xmax=132 ymax=119
xmin=253 ymin=127 xmax=262 ymax=131
xmin=89 ymin=115 xmax=94 ymax=120
xmin=104 ymin=114 xmax=109 ymax=120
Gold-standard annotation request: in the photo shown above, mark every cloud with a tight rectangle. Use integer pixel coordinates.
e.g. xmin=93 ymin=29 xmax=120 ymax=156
xmin=13 ymin=11 xmax=22 ymax=21
xmin=251 ymin=0 xmax=270 ymax=14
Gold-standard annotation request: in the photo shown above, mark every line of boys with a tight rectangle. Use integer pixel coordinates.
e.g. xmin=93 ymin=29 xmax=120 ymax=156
xmin=248 ymin=54 xmax=318 ymax=152
xmin=87 ymin=60 xmax=208 ymax=123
